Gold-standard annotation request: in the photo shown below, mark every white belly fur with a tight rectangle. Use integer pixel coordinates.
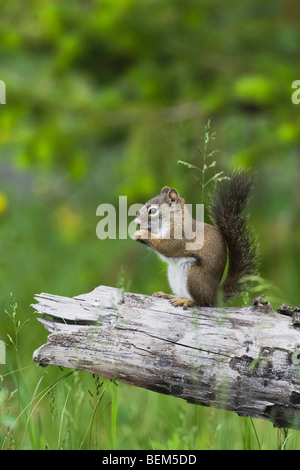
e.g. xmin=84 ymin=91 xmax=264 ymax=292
xmin=157 ymin=254 xmax=194 ymax=299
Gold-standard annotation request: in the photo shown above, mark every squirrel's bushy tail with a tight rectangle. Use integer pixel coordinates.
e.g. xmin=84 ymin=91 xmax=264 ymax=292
xmin=208 ymin=170 xmax=259 ymax=301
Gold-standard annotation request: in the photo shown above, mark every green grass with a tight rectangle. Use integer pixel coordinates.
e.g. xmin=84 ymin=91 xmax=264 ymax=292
xmin=1 ymin=364 xmax=300 ymax=450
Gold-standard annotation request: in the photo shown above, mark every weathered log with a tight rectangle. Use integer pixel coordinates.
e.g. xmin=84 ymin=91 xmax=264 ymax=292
xmin=32 ymin=286 xmax=300 ymax=429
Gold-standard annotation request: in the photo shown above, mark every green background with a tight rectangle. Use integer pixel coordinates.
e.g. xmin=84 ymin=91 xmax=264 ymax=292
xmin=0 ymin=0 xmax=300 ymax=449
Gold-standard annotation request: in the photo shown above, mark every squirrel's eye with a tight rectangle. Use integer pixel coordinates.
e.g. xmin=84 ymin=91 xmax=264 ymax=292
xmin=148 ymin=207 xmax=158 ymax=216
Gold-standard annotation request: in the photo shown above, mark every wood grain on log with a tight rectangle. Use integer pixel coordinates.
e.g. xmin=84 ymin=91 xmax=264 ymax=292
xmin=32 ymin=286 xmax=300 ymax=429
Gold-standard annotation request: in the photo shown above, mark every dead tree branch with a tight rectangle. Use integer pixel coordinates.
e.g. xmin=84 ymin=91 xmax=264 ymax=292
xmin=32 ymin=286 xmax=300 ymax=429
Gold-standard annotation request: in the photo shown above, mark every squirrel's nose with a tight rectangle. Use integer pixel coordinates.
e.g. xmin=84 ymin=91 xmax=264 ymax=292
xmin=134 ymin=211 xmax=141 ymax=225
xmin=134 ymin=214 xmax=141 ymax=225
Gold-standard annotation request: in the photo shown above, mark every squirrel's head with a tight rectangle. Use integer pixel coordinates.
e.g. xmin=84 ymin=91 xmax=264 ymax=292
xmin=134 ymin=186 xmax=184 ymax=238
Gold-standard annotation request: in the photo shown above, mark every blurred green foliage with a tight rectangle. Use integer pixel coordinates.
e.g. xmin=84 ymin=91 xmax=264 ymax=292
xmin=0 ymin=0 xmax=300 ymax=449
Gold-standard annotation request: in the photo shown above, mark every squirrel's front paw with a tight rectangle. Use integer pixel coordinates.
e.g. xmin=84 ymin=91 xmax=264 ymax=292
xmin=132 ymin=229 xmax=148 ymax=240
xmin=132 ymin=229 xmax=150 ymax=244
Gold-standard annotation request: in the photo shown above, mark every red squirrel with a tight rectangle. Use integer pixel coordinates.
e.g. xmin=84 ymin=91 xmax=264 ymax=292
xmin=132 ymin=171 xmax=258 ymax=309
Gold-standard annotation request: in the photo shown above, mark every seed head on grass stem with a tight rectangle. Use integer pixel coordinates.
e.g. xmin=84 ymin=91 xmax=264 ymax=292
xmin=178 ymin=120 xmax=229 ymax=206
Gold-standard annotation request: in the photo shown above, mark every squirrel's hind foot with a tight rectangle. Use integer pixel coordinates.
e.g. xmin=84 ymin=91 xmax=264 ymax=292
xmin=170 ymin=298 xmax=194 ymax=310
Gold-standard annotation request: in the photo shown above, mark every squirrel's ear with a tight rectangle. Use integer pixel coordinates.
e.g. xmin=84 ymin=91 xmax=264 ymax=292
xmin=168 ymin=188 xmax=179 ymax=202
xmin=161 ymin=186 xmax=170 ymax=194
